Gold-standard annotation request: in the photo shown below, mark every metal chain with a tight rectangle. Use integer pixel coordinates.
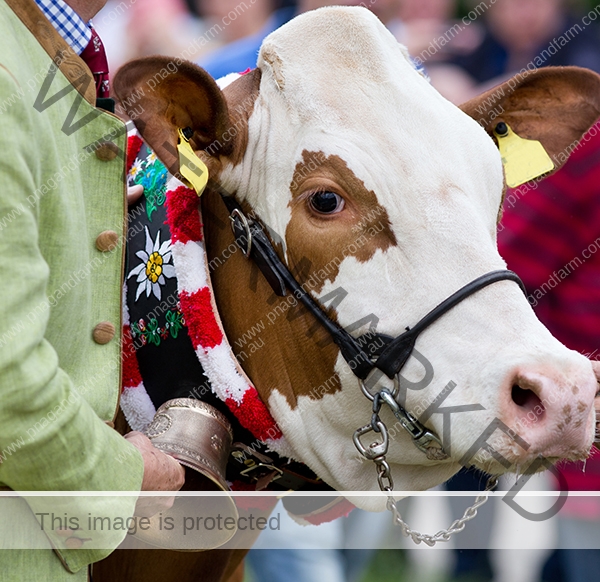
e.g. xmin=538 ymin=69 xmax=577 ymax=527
xmin=353 ymin=385 xmax=498 ymax=547
xmin=385 ymin=476 xmax=498 ymax=547
xmin=376 ymin=458 xmax=393 ymax=492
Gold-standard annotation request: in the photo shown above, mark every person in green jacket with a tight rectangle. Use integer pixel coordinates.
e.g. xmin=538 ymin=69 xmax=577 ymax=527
xmin=0 ymin=0 xmax=184 ymax=580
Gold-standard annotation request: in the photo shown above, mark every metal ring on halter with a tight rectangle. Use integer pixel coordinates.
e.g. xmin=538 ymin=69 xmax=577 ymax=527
xmin=359 ymin=370 xmax=400 ymax=402
xmin=229 ymin=207 xmax=252 ymax=258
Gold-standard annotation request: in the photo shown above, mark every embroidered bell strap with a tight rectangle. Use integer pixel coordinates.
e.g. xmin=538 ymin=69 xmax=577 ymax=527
xmin=121 ymin=135 xmax=281 ymax=449
xmin=119 ymin=137 xmax=357 ymax=519
xmin=122 ymin=136 xmax=150 ymax=428
xmin=122 ymin=137 xmax=234 ymax=438
xmin=80 ymin=27 xmax=110 ymax=98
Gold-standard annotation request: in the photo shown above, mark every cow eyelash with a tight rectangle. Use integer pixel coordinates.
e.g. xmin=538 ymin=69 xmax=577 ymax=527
xmin=307 ymin=190 xmax=345 ymax=215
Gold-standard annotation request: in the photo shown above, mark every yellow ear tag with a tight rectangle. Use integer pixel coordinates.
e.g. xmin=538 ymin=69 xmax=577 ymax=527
xmin=493 ymin=122 xmax=554 ymax=188
xmin=177 ymin=128 xmax=209 ymax=196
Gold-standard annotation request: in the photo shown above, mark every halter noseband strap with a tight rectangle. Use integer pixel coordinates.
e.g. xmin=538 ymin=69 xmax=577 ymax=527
xmin=373 ymin=270 xmax=526 ymax=378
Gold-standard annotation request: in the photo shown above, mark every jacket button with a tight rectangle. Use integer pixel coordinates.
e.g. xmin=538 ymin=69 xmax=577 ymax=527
xmin=95 ymin=230 xmax=119 ymax=252
xmin=94 ymin=142 xmax=119 ymax=161
xmin=93 ymin=322 xmax=116 ymax=345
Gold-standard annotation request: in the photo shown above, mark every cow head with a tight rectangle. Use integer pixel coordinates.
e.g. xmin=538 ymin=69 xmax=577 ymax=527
xmin=115 ymin=7 xmax=600 ymax=506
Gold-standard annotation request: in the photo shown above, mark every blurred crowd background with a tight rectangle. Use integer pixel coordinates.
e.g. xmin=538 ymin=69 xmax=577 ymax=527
xmin=96 ymin=1 xmax=600 ymax=582
xmin=95 ymin=0 xmax=600 ymax=103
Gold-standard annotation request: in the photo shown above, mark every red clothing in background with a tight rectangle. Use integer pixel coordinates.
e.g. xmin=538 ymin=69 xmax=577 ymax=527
xmin=498 ymin=125 xmax=600 ymax=356
xmin=498 ymin=124 xmax=600 ymax=495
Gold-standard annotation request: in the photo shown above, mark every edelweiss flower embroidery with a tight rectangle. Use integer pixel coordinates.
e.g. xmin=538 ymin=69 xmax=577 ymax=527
xmin=128 ymin=226 xmax=175 ymax=301
xmin=130 ymin=158 xmax=143 ymax=178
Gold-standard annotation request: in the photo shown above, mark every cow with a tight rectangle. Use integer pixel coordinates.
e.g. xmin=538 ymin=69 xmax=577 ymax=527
xmin=95 ymin=6 xmax=600 ymax=582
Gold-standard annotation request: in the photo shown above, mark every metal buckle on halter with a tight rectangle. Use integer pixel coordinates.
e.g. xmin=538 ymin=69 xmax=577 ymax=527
xmin=229 ymin=208 xmax=252 ymax=258
xmin=357 ymin=370 xmax=445 ymax=459
xmin=357 ymin=377 xmax=448 ymax=462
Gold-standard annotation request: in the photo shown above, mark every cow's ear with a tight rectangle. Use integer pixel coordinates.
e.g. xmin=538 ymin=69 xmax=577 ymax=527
xmin=113 ymin=57 xmax=232 ymax=175
xmin=460 ymin=66 xmax=600 ymax=173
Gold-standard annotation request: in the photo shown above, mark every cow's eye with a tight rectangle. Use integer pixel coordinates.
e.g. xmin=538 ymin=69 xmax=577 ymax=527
xmin=309 ymin=191 xmax=344 ymax=214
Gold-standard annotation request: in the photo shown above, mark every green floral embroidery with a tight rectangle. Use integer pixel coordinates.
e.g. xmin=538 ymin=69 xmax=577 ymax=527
xmin=165 ymin=309 xmax=184 ymax=339
xmin=146 ymin=318 xmax=161 ymax=346
xmin=130 ymin=152 xmax=168 ymax=221
xmin=131 ymin=307 xmax=185 ymax=347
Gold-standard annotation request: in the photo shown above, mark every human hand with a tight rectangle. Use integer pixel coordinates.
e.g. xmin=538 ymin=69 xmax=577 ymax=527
xmin=127 ymin=184 xmax=144 ymax=206
xmin=125 ymin=431 xmax=185 ymax=517
xmin=54 ymin=526 xmax=91 ymax=549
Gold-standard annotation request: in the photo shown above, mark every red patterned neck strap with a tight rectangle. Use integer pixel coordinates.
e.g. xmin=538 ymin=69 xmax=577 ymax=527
xmin=80 ymin=27 xmax=110 ymax=98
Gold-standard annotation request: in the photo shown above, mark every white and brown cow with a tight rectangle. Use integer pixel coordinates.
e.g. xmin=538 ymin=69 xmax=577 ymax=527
xmin=104 ymin=5 xmax=600 ymax=580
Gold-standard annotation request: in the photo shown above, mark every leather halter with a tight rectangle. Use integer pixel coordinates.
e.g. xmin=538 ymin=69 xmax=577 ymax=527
xmin=221 ymin=194 xmax=527 ymax=383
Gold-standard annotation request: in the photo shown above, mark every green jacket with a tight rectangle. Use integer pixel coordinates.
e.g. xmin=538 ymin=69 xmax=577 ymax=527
xmin=0 ymin=0 xmax=144 ymax=579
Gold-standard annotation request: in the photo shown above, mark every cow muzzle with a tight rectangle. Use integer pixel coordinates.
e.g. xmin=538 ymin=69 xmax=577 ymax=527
xmin=497 ymin=365 xmax=598 ymax=464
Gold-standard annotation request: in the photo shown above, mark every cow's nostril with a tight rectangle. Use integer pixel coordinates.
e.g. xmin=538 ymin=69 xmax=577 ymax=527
xmin=511 ymin=384 xmax=544 ymax=415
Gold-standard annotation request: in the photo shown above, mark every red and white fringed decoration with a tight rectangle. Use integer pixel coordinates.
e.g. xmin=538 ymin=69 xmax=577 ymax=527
xmin=126 ymin=133 xmax=144 ymax=173
xmin=165 ymin=177 xmax=290 ymax=456
xmin=120 ymin=284 xmax=157 ymax=431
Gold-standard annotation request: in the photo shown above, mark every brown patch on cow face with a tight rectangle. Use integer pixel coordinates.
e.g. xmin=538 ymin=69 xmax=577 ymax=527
xmin=201 ymin=150 xmax=396 ymax=411
xmin=201 ymin=187 xmax=342 ymax=411
xmin=285 ymin=151 xmax=398 ymax=295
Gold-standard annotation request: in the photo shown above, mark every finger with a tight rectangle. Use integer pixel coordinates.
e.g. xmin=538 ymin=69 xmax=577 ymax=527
xmin=134 ymin=494 xmax=176 ymax=518
xmin=164 ymin=455 xmax=186 ymax=490
xmin=127 ymin=185 xmax=144 ymax=205
xmin=54 ymin=528 xmax=73 ymax=537
xmin=124 ymin=430 xmax=149 ymax=446
xmin=65 ymin=537 xmax=84 ymax=549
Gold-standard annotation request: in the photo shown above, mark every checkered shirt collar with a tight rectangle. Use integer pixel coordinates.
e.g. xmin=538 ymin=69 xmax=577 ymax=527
xmin=34 ymin=0 xmax=92 ymax=55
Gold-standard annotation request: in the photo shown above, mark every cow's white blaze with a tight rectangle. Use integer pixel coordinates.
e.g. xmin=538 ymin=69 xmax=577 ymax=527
xmin=217 ymin=7 xmax=596 ymax=503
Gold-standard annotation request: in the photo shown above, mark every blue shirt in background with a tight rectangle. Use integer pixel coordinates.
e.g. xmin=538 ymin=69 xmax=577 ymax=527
xmin=198 ymin=7 xmax=295 ymax=80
